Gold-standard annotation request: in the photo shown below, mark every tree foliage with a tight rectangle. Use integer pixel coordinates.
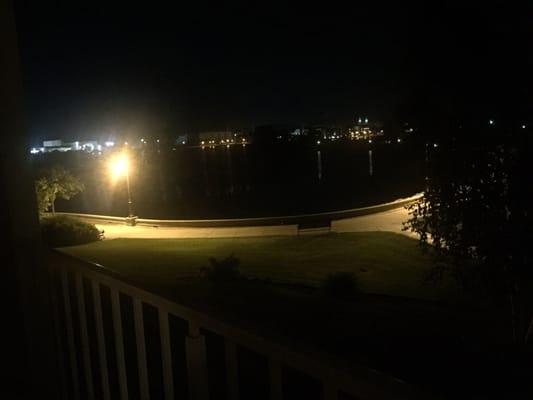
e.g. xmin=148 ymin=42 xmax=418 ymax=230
xmin=35 ymin=166 xmax=84 ymax=213
xmin=404 ymin=127 xmax=532 ymax=342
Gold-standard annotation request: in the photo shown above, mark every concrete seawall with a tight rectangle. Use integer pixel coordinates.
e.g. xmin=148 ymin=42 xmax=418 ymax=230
xmin=53 ymin=193 xmax=422 ymax=228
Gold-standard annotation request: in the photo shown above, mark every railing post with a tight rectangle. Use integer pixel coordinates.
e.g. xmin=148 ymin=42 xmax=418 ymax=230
xmin=269 ymin=358 xmax=283 ymax=400
xmin=159 ymin=309 xmax=174 ymax=400
xmin=75 ymin=273 xmax=95 ymax=400
xmin=61 ymin=269 xmax=80 ymax=400
xmin=224 ymin=339 xmax=239 ymax=400
xmin=111 ymin=288 xmax=129 ymax=400
xmin=133 ymin=298 xmax=150 ymax=399
xmin=92 ymin=280 xmax=111 ymax=400
xmin=50 ymin=267 xmax=68 ymax=400
xmin=186 ymin=321 xmax=209 ymax=400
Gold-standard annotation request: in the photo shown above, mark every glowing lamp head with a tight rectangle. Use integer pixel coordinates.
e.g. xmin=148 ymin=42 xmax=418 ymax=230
xmin=110 ymin=153 xmax=129 ymax=180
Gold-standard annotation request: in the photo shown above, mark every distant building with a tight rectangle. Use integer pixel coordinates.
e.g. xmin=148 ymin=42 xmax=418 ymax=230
xmin=348 ymin=117 xmax=384 ymax=141
xmin=198 ymin=131 xmax=233 ymax=142
xmin=251 ymin=125 xmax=295 ymax=143
xmin=197 ymin=131 xmax=248 ymax=146
xmin=30 ymin=139 xmax=112 ymax=154
xmin=175 ymin=135 xmax=189 ymax=145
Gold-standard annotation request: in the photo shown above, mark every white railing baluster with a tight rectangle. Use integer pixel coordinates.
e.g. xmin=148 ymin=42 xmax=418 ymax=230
xmin=92 ymin=280 xmax=111 ymax=400
xmin=61 ymin=269 xmax=81 ymax=400
xmin=186 ymin=321 xmax=209 ymax=400
xmin=158 ymin=309 xmax=174 ymax=400
xmin=133 ymin=298 xmax=150 ymax=399
xmin=111 ymin=288 xmax=129 ymax=400
xmin=269 ymin=358 xmax=283 ymax=400
xmin=75 ymin=273 xmax=95 ymax=400
xmin=224 ymin=339 xmax=239 ymax=400
xmin=51 ymin=268 xmax=69 ymax=400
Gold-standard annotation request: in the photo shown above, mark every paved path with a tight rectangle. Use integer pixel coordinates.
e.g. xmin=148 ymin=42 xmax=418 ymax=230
xmin=96 ymin=206 xmax=415 ymax=240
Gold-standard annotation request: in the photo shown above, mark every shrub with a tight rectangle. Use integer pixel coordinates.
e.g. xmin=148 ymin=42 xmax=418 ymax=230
xmin=200 ymin=255 xmax=241 ymax=282
xmin=322 ymin=272 xmax=360 ymax=300
xmin=40 ymin=215 xmax=103 ymax=247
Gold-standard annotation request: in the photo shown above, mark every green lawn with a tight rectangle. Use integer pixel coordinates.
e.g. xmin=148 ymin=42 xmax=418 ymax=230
xmin=61 ymin=232 xmax=455 ymax=301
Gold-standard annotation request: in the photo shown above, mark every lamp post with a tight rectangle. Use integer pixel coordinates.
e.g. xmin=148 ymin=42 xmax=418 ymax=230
xmin=125 ymin=162 xmax=134 ymax=221
xmin=110 ymin=151 xmax=137 ymax=225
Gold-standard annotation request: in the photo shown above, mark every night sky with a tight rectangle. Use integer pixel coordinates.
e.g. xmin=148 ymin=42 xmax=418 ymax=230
xmin=14 ymin=3 xmax=533 ymax=143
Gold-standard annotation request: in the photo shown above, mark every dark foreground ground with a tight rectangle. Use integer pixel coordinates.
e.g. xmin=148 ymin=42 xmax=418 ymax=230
xmin=62 ymin=233 xmax=533 ymax=398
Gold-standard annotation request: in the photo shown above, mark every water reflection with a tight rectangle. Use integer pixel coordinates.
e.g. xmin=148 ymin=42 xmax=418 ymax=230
xmin=368 ymin=150 xmax=373 ymax=176
xmin=226 ymin=145 xmax=234 ymax=194
xmin=317 ymin=150 xmax=322 ymax=181
xmin=201 ymin=148 xmax=210 ymax=196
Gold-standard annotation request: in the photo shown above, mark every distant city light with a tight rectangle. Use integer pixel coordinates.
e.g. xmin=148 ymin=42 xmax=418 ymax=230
xmin=182 ymin=141 xmax=186 ymax=145
xmin=489 ymin=119 xmax=495 ymax=125
xmin=30 ymin=148 xmax=40 ymax=154
xmin=317 ymin=140 xmax=321 ymax=145
xmin=368 ymin=139 xmax=372 ymax=144
xmin=105 ymin=141 xmax=115 ymax=147
xmin=157 ymin=139 xmax=160 ymax=143
xmin=124 ymin=141 xmax=129 ymax=145
xmin=365 ymin=118 xmax=368 ymax=124
xmin=522 ymin=125 xmax=526 ymax=129
xmin=201 ymin=141 xmax=205 ymax=145
xmin=433 ymin=143 xmax=438 ymax=148
xmin=397 ymin=138 xmax=401 ymax=143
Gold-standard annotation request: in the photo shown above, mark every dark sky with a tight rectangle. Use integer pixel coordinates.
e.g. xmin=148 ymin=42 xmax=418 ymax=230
xmin=14 ymin=3 xmax=533 ymax=143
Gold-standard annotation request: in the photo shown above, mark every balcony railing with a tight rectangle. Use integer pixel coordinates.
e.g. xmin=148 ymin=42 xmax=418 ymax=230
xmin=47 ymin=250 xmax=425 ymax=400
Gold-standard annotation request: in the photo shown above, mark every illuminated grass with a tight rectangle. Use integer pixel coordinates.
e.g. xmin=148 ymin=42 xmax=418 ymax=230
xmin=61 ymin=232 xmax=455 ymax=301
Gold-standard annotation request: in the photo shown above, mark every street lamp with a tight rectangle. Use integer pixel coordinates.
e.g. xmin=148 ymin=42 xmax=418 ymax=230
xmin=110 ymin=152 xmax=137 ymax=225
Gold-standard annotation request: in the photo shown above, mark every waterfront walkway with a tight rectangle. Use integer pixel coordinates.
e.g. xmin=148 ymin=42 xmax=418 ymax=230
xmin=95 ymin=207 xmax=416 ymax=239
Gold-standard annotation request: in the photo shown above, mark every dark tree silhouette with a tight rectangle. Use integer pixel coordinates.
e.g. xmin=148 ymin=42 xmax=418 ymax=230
xmin=404 ymin=124 xmax=533 ymax=344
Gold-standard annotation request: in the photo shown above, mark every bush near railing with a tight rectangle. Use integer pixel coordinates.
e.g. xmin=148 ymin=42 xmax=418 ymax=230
xmin=40 ymin=215 xmax=103 ymax=247
xmin=200 ymin=255 xmax=241 ymax=282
